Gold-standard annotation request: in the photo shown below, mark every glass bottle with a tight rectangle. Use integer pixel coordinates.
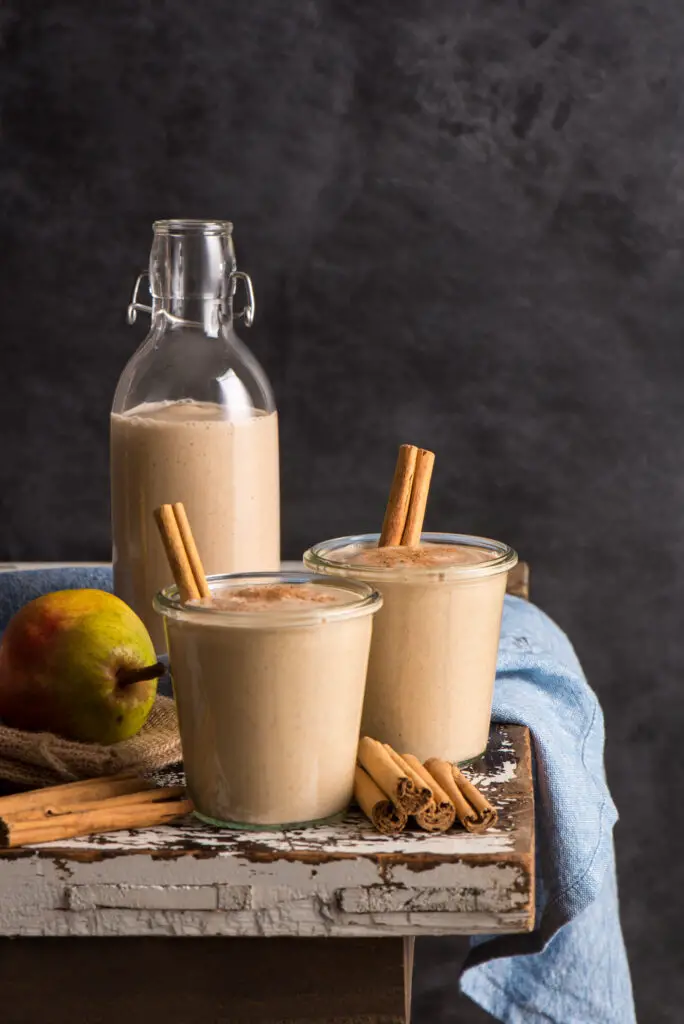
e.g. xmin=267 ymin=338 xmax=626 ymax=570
xmin=111 ymin=219 xmax=280 ymax=649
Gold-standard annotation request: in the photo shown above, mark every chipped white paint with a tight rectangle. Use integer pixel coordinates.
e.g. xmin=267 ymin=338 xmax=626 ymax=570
xmin=66 ymin=883 xmax=218 ymax=912
xmin=338 ymin=870 xmax=528 ymax=914
xmin=0 ymin=853 xmax=532 ymax=937
xmin=0 ymin=842 xmax=531 ymax=937
xmin=28 ymin=810 xmax=515 ymax=856
xmin=218 ymin=885 xmax=252 ymax=911
xmin=0 ymin=725 xmax=533 ymax=939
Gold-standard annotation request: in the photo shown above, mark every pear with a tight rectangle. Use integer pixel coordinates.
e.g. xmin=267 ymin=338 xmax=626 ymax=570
xmin=0 ymin=589 xmax=163 ymax=744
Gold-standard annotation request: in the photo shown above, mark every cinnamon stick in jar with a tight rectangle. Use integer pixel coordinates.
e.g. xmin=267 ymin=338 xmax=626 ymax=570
xmin=171 ymin=502 xmax=211 ymax=599
xmin=379 ymin=445 xmax=418 ymax=547
xmin=401 ymin=448 xmax=435 ymax=546
xmin=378 ymin=443 xmax=435 ymax=548
xmin=153 ymin=501 xmax=211 ymax=603
xmin=154 ymin=504 xmax=201 ymax=603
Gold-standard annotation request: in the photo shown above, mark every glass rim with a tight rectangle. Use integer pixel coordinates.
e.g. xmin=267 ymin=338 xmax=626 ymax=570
xmin=152 ymin=219 xmax=234 ymax=236
xmin=303 ymin=532 xmax=518 ymax=582
xmin=153 ymin=571 xmax=383 ymax=628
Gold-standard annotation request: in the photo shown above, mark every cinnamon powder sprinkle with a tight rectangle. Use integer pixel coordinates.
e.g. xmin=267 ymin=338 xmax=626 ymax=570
xmin=192 ymin=583 xmax=351 ymax=612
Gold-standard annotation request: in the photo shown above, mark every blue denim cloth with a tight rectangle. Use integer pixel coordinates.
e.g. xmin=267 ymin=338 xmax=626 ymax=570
xmin=461 ymin=596 xmax=635 ymax=1023
xmin=0 ymin=572 xmax=634 ymax=1022
xmin=0 ymin=568 xmax=114 ymax=633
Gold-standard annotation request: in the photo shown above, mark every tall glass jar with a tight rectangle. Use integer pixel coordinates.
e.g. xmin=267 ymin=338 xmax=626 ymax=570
xmin=111 ymin=220 xmax=280 ymax=649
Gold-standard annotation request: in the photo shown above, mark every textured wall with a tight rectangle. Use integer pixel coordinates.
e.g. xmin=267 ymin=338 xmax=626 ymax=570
xmin=1 ymin=2 xmax=681 ymax=1019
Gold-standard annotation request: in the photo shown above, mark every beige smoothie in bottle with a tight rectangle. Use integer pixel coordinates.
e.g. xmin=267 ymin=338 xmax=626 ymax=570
xmin=111 ymin=220 xmax=280 ymax=649
xmin=111 ymin=401 xmax=279 ymax=650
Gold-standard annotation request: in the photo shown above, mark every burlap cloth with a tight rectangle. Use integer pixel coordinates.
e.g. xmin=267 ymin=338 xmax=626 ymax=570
xmin=0 ymin=696 xmax=182 ymax=788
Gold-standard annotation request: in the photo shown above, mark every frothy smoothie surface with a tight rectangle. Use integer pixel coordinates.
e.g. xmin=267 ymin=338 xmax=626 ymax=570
xmin=333 ymin=542 xmax=498 ymax=569
xmin=193 ymin=582 xmax=357 ymax=612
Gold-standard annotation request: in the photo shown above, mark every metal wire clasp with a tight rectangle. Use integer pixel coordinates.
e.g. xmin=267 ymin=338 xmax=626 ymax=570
xmin=126 ymin=268 xmax=255 ymax=327
xmin=229 ymin=270 xmax=255 ymax=327
xmin=127 ymin=272 xmax=152 ymax=325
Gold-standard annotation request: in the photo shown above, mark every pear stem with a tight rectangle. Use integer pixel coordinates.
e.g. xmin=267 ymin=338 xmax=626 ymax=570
xmin=116 ymin=662 xmax=166 ymax=688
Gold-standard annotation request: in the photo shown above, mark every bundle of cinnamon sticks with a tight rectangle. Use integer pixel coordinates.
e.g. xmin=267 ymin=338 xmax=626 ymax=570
xmin=0 ymin=771 xmax=192 ymax=848
xmin=154 ymin=502 xmax=211 ymax=603
xmin=354 ymin=737 xmax=497 ymax=835
xmin=379 ymin=444 xmax=435 ymax=547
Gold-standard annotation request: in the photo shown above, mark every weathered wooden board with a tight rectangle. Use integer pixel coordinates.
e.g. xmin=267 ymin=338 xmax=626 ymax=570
xmin=0 ymin=725 xmax=534 ymax=939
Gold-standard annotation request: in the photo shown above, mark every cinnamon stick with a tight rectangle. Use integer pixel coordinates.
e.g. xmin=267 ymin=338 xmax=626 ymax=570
xmin=382 ymin=745 xmax=432 ymax=811
xmin=0 ymin=771 xmax=150 ymax=817
xmin=172 ymin=502 xmax=211 ymax=599
xmin=451 ymin=764 xmax=498 ymax=831
xmin=400 ymin=754 xmax=456 ymax=833
xmin=424 ymin=757 xmax=476 ymax=829
xmin=379 ymin=445 xmax=418 ymax=547
xmin=0 ymin=797 xmax=193 ymax=849
xmin=6 ymin=786 xmax=187 ymax=823
xmin=354 ymin=765 xmax=408 ymax=834
xmin=401 ymin=448 xmax=435 ymax=546
xmin=357 ymin=737 xmax=430 ymax=814
xmin=154 ymin=504 xmax=201 ymax=603
xmin=425 ymin=758 xmax=497 ymax=833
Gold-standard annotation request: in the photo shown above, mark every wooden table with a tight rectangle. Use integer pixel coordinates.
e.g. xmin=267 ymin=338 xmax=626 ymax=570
xmin=0 ymin=559 xmax=533 ymax=1021
xmin=0 ymin=724 xmax=533 ymax=1023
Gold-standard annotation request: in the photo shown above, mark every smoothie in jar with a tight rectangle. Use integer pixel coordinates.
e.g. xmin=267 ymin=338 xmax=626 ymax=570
xmin=304 ymin=534 xmax=517 ymax=763
xmin=154 ymin=572 xmax=382 ymax=828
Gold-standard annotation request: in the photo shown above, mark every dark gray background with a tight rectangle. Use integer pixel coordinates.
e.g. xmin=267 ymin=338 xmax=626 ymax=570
xmin=1 ymin=1 xmax=679 ymax=1019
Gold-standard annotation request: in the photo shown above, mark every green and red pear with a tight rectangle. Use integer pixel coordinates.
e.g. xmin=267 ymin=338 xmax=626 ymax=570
xmin=0 ymin=589 xmax=162 ymax=744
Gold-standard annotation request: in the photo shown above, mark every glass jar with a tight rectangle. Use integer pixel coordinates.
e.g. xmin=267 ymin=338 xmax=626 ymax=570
xmin=304 ymin=533 xmax=518 ymax=764
xmin=111 ymin=220 xmax=280 ymax=650
xmin=154 ymin=571 xmax=383 ymax=829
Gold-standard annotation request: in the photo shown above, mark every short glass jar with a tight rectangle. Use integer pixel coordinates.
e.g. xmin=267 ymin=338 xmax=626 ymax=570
xmin=304 ymin=533 xmax=517 ymax=763
xmin=154 ymin=571 xmax=382 ymax=829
